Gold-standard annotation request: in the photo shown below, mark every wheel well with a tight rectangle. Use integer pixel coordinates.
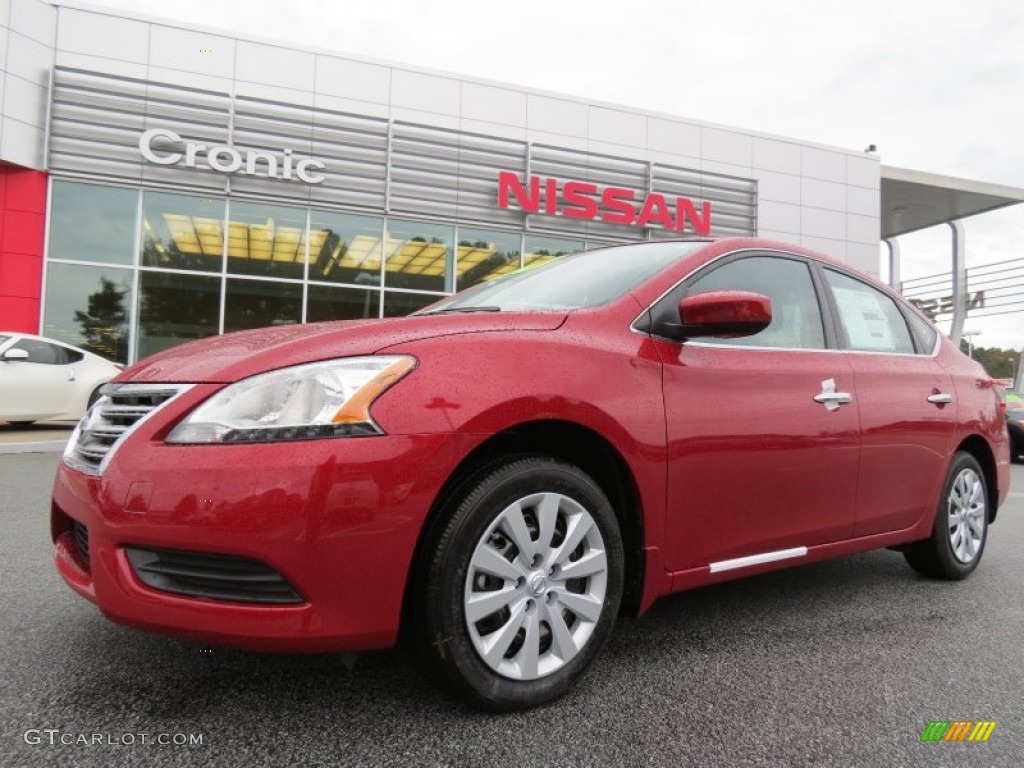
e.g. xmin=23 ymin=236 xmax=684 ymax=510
xmin=957 ymin=435 xmax=998 ymax=523
xmin=402 ymin=420 xmax=646 ymax=636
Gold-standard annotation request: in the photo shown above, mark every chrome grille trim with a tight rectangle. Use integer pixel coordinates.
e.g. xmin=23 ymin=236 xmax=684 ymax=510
xmin=63 ymin=383 xmax=194 ymax=476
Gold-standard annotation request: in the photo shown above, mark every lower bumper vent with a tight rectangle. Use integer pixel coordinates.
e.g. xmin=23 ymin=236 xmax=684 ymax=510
xmin=73 ymin=521 xmax=91 ymax=571
xmin=124 ymin=547 xmax=303 ymax=605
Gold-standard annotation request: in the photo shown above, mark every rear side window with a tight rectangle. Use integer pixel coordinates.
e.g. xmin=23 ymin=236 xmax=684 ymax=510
xmin=824 ymin=269 xmax=915 ymax=354
xmin=684 ymin=256 xmax=826 ymax=349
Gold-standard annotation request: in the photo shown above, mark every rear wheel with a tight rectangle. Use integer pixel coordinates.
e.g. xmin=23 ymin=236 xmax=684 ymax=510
xmin=414 ymin=456 xmax=623 ymax=711
xmin=904 ymin=452 xmax=988 ymax=580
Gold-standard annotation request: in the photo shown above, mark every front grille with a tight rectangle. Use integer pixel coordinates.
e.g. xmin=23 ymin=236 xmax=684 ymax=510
xmin=125 ymin=547 xmax=304 ymax=605
xmin=66 ymin=384 xmax=190 ymax=474
xmin=73 ymin=521 xmax=91 ymax=571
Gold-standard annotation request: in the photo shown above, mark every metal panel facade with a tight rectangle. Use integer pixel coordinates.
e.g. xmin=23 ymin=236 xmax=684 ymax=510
xmin=47 ymin=67 xmax=756 ymax=242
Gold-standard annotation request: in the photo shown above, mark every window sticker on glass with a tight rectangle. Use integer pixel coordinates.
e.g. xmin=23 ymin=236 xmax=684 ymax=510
xmin=831 ymin=286 xmax=894 ymax=350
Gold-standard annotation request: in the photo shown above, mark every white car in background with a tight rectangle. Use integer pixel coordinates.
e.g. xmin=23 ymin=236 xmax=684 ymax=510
xmin=0 ymin=333 xmax=122 ymax=426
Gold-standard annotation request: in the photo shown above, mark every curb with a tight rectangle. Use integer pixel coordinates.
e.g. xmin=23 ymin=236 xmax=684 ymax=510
xmin=0 ymin=441 xmax=68 ymax=455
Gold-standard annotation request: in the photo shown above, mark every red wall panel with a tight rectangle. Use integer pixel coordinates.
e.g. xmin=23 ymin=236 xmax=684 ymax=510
xmin=0 ymin=164 xmax=47 ymax=333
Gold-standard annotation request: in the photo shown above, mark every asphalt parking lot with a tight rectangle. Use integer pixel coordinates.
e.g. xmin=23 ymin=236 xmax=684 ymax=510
xmin=2 ymin=450 xmax=1021 ymax=768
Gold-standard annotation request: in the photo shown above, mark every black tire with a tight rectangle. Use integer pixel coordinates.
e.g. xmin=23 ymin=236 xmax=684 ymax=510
xmin=904 ymin=452 xmax=989 ymax=580
xmin=413 ymin=455 xmax=624 ymax=711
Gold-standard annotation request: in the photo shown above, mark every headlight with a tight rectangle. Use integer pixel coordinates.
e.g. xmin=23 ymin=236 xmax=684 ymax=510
xmin=166 ymin=356 xmax=415 ymax=444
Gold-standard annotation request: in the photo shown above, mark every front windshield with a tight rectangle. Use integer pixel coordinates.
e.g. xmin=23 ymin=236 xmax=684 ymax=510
xmin=422 ymin=241 xmax=705 ymax=313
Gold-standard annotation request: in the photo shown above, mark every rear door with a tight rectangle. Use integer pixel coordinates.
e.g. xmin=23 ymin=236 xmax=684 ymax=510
xmin=651 ymin=252 xmax=861 ymax=571
xmin=818 ymin=267 xmax=957 ymax=536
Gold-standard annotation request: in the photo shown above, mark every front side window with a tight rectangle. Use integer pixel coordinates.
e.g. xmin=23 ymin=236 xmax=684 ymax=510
xmin=12 ymin=339 xmax=68 ymax=365
xmin=824 ymin=269 xmax=915 ymax=354
xmin=684 ymin=255 xmax=826 ymax=349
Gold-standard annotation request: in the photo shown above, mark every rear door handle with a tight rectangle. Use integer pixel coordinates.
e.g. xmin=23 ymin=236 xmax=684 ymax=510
xmin=813 ymin=379 xmax=853 ymax=411
xmin=926 ymin=393 xmax=953 ymax=405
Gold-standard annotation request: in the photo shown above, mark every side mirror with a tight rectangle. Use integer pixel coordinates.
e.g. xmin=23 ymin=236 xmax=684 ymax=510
xmin=2 ymin=348 xmax=29 ymax=361
xmin=677 ymin=290 xmax=772 ymax=338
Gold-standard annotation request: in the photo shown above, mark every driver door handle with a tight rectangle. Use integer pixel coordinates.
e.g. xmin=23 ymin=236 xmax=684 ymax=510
xmin=926 ymin=393 xmax=953 ymax=405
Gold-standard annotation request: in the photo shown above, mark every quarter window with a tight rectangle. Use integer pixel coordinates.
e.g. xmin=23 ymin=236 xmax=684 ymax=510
xmin=903 ymin=306 xmax=938 ymax=353
xmin=824 ymin=269 xmax=915 ymax=354
xmin=684 ymin=256 xmax=826 ymax=349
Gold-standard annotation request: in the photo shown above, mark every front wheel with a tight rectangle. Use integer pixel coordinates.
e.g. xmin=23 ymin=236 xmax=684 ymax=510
xmin=414 ymin=456 xmax=624 ymax=711
xmin=904 ymin=452 xmax=989 ymax=580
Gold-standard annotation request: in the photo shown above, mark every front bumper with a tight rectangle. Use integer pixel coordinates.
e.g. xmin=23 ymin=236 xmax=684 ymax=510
xmin=52 ymin=429 xmax=478 ymax=652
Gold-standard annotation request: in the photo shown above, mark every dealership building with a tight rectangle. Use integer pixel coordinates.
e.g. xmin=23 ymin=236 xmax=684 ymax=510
xmin=2 ymin=0 xmax=1023 ymax=364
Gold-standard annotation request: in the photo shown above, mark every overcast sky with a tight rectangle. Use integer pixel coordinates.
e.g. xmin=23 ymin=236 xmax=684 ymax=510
xmin=84 ymin=0 xmax=1024 ymax=352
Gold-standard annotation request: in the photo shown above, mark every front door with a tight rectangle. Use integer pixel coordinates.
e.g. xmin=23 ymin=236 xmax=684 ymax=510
xmin=651 ymin=253 xmax=861 ymax=571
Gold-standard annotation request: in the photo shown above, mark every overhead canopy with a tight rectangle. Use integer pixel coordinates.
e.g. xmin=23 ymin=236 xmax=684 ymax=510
xmin=881 ymin=166 xmax=1024 ymax=238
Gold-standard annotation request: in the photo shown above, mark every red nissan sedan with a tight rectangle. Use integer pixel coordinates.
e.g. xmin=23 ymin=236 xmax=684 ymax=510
xmin=51 ymin=238 xmax=1011 ymax=710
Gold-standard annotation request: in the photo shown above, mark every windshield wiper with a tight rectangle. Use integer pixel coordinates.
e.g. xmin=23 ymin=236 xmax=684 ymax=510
xmin=420 ymin=306 xmax=502 ymax=315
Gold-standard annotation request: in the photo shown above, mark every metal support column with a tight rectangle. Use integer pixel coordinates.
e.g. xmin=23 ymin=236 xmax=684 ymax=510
xmin=884 ymin=237 xmax=901 ymax=290
xmin=948 ymin=220 xmax=967 ymax=344
xmin=1014 ymin=345 xmax=1024 ymax=394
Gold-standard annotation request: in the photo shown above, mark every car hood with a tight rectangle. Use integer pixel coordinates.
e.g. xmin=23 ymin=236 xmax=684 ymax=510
xmin=117 ymin=312 xmax=569 ymax=384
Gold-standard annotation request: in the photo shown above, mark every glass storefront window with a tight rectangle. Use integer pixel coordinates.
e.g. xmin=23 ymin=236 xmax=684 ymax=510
xmin=456 ymin=228 xmax=521 ymax=291
xmin=224 ymin=278 xmax=302 ymax=333
xmin=384 ymin=220 xmax=453 ymax=293
xmin=48 ymin=181 xmax=137 ymax=265
xmin=42 ymin=263 xmax=133 ymax=363
xmin=307 ymin=285 xmax=380 ymax=322
xmin=523 ymin=235 xmax=583 ymax=270
xmin=141 ymin=192 xmax=225 ymax=272
xmin=383 ymin=291 xmax=440 ymax=317
xmin=308 ymin=212 xmax=384 ymax=287
xmin=42 ymin=178 xmax=643 ymax=363
xmin=227 ymin=201 xmax=307 ymax=281
xmin=137 ymin=271 xmax=220 ymax=361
